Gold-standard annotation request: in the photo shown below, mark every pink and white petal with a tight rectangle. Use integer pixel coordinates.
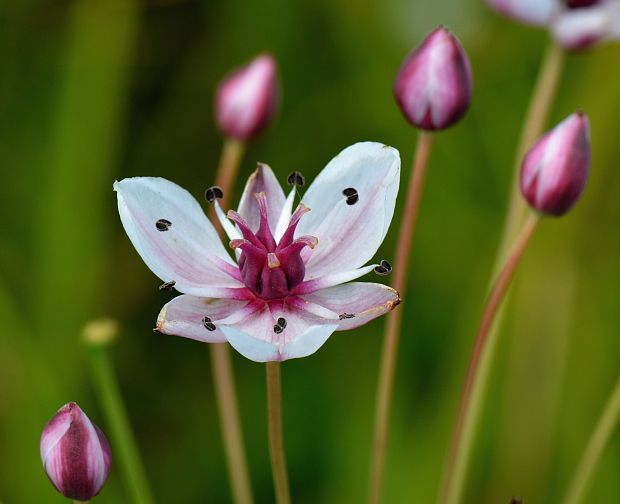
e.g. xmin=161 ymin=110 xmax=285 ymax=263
xmin=115 ymin=177 xmax=243 ymax=296
xmin=237 ymin=163 xmax=286 ymax=233
xmin=219 ymin=304 xmax=339 ymax=362
xmin=552 ymin=4 xmax=620 ymax=50
xmin=488 ymin=0 xmax=559 ymax=26
xmin=296 ymin=142 xmax=400 ymax=279
xmin=294 ymin=264 xmax=377 ymax=294
xmin=300 ymin=282 xmax=401 ymax=330
xmin=156 ymin=294 xmax=253 ymax=343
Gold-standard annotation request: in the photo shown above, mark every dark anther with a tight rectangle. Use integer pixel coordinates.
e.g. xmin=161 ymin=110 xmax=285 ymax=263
xmin=287 ymin=171 xmax=305 ymax=188
xmin=339 ymin=313 xmax=355 ymax=320
xmin=158 ymin=280 xmax=176 ymax=291
xmin=202 ymin=316 xmax=216 ymax=331
xmin=374 ymin=259 xmax=392 ymax=276
xmin=277 ymin=317 xmax=287 ymax=329
xmin=342 ymin=187 xmax=359 ymax=205
xmin=274 ymin=324 xmax=284 ymax=334
xmin=509 ymin=498 xmax=523 ymax=504
xmin=205 ymin=186 xmax=224 ymax=203
xmin=155 ymin=218 xmax=172 ymax=231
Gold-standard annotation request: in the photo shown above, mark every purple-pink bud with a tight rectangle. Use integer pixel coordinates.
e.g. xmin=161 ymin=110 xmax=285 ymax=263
xmin=40 ymin=402 xmax=112 ymax=501
xmin=520 ymin=112 xmax=591 ymax=216
xmin=215 ymin=53 xmax=279 ymax=141
xmin=394 ymin=27 xmax=472 ymax=131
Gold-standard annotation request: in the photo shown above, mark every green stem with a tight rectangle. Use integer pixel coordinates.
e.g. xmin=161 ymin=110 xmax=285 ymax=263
xmin=439 ymin=213 xmax=540 ymax=504
xmin=266 ymin=362 xmax=291 ymax=504
xmin=207 ymin=138 xmax=254 ymax=504
xmin=562 ymin=373 xmax=620 ymax=504
xmin=493 ymin=43 xmax=564 ymax=275
xmin=86 ymin=341 xmax=154 ymax=504
xmin=369 ymin=131 xmax=434 ymax=504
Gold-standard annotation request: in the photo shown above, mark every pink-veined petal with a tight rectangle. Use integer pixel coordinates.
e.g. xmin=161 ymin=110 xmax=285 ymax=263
xmin=115 ymin=177 xmax=244 ymax=297
xmin=219 ymin=304 xmax=339 ymax=362
xmin=237 ymin=163 xmax=286 ymax=234
xmin=299 ymin=282 xmax=401 ymax=330
xmin=156 ymin=294 xmax=258 ymax=343
xmin=296 ymin=142 xmax=400 ymax=279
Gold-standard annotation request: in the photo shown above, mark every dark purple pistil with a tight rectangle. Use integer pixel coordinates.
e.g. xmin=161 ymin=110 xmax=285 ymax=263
xmin=229 ymin=193 xmax=317 ymax=300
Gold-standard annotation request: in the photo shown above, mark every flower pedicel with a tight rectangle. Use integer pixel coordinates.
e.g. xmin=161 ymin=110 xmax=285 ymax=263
xmin=115 ymin=142 xmax=401 ymax=362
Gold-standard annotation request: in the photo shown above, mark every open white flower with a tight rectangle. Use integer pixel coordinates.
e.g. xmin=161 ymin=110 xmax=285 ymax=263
xmin=489 ymin=0 xmax=620 ymax=50
xmin=115 ymin=142 xmax=401 ymax=362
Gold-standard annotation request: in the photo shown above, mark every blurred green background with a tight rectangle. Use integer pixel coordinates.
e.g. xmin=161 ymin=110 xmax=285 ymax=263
xmin=2 ymin=0 xmax=620 ymax=502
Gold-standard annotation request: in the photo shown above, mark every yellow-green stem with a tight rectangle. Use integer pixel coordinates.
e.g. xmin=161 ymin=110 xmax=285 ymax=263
xmin=562 ymin=373 xmax=620 ymax=504
xmin=440 ymin=213 xmax=540 ymax=504
xmin=208 ymin=137 xmax=254 ymax=504
xmin=266 ymin=362 xmax=291 ymax=504
xmin=494 ymin=43 xmax=564 ymax=274
xmin=368 ymin=132 xmax=434 ymax=504
xmin=86 ymin=342 xmax=154 ymax=504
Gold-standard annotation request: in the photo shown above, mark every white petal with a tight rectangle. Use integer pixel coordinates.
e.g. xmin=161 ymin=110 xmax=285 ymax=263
xmin=220 ymin=304 xmax=338 ymax=362
xmin=156 ymin=295 xmax=261 ymax=343
xmin=115 ymin=177 xmax=244 ymax=296
xmin=552 ymin=4 xmax=620 ymax=50
xmin=237 ymin=163 xmax=286 ymax=233
xmin=214 ymin=200 xmax=242 ymax=241
xmin=300 ymin=282 xmax=401 ymax=330
xmin=488 ymin=0 xmax=559 ymax=26
xmin=297 ymin=142 xmax=400 ymax=279
xmin=274 ymin=188 xmax=296 ymax=242
xmin=294 ymin=264 xmax=377 ymax=294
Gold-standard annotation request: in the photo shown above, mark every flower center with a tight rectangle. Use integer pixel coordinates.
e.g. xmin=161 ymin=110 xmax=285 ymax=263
xmin=228 ymin=193 xmax=317 ymax=300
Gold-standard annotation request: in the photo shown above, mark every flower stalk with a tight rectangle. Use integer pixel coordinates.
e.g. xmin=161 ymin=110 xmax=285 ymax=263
xmin=494 ymin=42 xmax=564 ymax=273
xmin=369 ymin=131 xmax=434 ymax=504
xmin=562 ymin=373 xmax=620 ymax=504
xmin=440 ymin=212 xmax=540 ymax=504
xmin=266 ymin=362 xmax=291 ymax=504
xmin=84 ymin=322 xmax=154 ymax=504
xmin=208 ymin=138 xmax=254 ymax=504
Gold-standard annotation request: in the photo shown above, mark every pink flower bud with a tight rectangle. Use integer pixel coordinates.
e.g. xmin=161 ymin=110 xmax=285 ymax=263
xmin=215 ymin=53 xmax=279 ymax=140
xmin=40 ymin=402 xmax=112 ymax=501
xmin=394 ymin=27 xmax=473 ymax=131
xmin=520 ymin=112 xmax=591 ymax=216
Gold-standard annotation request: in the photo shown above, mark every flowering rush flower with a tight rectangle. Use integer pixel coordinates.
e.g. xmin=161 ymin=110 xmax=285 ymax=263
xmin=488 ymin=0 xmax=620 ymax=50
xmin=394 ymin=26 xmax=472 ymax=131
xmin=215 ymin=53 xmax=279 ymax=140
xmin=115 ymin=142 xmax=401 ymax=362
xmin=40 ymin=402 xmax=112 ymax=501
xmin=520 ymin=111 xmax=591 ymax=216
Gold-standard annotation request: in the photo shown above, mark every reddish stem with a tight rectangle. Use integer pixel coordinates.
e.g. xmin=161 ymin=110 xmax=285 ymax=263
xmin=369 ymin=131 xmax=434 ymax=504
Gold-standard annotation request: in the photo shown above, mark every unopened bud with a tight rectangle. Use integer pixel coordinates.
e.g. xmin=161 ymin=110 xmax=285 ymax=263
xmin=215 ymin=53 xmax=279 ymax=140
xmin=40 ymin=402 xmax=112 ymax=500
xmin=394 ymin=27 xmax=472 ymax=131
xmin=520 ymin=112 xmax=590 ymax=216
xmin=487 ymin=0 xmax=558 ymax=26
